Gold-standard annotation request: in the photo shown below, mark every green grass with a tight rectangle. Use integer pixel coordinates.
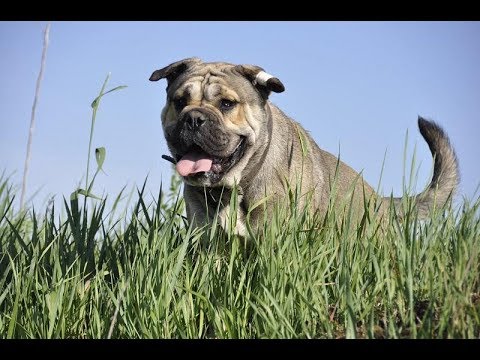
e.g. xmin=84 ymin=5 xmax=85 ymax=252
xmin=1 ymin=76 xmax=478 ymax=338
xmin=0 ymin=170 xmax=479 ymax=338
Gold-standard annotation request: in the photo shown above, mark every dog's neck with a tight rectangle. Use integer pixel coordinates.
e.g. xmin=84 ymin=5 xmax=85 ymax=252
xmin=239 ymin=101 xmax=274 ymax=189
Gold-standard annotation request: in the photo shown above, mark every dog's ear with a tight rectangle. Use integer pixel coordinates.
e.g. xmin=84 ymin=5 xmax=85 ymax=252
xmin=234 ymin=64 xmax=285 ymax=97
xmin=149 ymin=57 xmax=201 ymax=84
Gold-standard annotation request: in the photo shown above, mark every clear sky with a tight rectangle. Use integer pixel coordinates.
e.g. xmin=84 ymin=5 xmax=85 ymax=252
xmin=1 ymin=21 xmax=479 ymax=210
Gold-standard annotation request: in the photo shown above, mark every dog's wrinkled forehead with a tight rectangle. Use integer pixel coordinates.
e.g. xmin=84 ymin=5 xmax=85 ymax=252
xmin=171 ymin=62 xmax=246 ymax=100
xmin=149 ymin=57 xmax=285 ymax=100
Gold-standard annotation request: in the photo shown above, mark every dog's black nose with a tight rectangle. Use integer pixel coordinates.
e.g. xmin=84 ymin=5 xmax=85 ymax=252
xmin=184 ymin=110 xmax=207 ymax=131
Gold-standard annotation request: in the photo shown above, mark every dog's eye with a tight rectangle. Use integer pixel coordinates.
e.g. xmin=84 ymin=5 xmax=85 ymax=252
xmin=220 ymin=99 xmax=236 ymax=111
xmin=173 ymin=97 xmax=187 ymax=111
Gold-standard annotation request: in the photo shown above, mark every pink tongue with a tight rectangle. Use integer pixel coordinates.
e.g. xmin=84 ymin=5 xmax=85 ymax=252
xmin=176 ymin=151 xmax=213 ymax=177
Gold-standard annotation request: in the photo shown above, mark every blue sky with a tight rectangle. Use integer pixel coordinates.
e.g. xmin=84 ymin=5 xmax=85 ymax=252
xmin=1 ymin=21 xmax=479 ymax=210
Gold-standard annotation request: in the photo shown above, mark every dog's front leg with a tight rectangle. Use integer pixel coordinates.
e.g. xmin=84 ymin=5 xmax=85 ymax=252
xmin=184 ymin=184 xmax=247 ymax=237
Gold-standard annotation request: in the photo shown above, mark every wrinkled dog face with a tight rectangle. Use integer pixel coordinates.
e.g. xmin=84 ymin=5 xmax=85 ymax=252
xmin=150 ymin=58 xmax=284 ymax=187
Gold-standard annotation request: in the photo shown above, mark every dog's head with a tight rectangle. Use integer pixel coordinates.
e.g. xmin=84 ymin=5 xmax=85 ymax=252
xmin=150 ymin=57 xmax=285 ymax=187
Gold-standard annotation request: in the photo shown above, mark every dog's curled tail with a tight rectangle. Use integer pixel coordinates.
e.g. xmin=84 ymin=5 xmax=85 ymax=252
xmin=386 ymin=117 xmax=459 ymax=218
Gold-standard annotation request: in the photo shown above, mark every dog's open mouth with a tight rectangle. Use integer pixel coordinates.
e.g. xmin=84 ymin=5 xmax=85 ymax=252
xmin=173 ymin=137 xmax=247 ymax=180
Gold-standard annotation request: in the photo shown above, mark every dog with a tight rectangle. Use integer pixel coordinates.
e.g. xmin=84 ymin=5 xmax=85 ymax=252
xmin=150 ymin=57 xmax=459 ymax=236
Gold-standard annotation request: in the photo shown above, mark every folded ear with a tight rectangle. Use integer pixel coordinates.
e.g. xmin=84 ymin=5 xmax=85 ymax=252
xmin=149 ymin=57 xmax=201 ymax=84
xmin=234 ymin=64 xmax=285 ymax=97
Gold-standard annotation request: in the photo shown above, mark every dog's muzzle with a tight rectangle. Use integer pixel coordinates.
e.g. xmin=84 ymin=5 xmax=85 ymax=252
xmin=182 ymin=110 xmax=207 ymax=132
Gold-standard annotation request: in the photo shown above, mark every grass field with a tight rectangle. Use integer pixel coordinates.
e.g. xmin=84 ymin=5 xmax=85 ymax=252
xmin=2 ymin=75 xmax=479 ymax=339
xmin=0 ymin=169 xmax=479 ymax=339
